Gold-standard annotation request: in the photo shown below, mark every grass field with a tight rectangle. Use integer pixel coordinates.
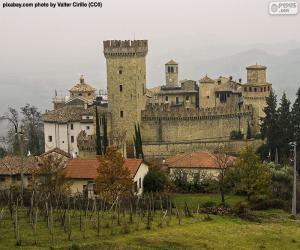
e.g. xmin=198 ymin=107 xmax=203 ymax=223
xmin=171 ymin=193 xmax=246 ymax=210
xmin=0 ymin=194 xmax=299 ymax=250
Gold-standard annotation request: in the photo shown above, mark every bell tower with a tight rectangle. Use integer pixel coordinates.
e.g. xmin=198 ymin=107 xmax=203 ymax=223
xmin=103 ymin=40 xmax=148 ymax=156
xmin=165 ymin=60 xmax=178 ymax=87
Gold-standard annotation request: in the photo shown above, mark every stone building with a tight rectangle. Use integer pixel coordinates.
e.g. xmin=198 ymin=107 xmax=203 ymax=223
xmin=43 ymin=40 xmax=271 ymax=158
xmin=103 ymin=40 xmax=148 ymax=156
xmin=43 ymin=76 xmax=109 ymax=157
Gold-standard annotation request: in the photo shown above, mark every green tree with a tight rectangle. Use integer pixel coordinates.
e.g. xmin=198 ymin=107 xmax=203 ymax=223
xmin=292 ymin=88 xmax=300 ymax=143
xmin=277 ymin=93 xmax=292 ymax=162
xmin=261 ymin=90 xmax=279 ymax=160
xmin=269 ymin=163 xmax=292 ymax=200
xmin=0 ymin=147 xmax=7 ymax=158
xmin=246 ymin=122 xmax=252 ymax=139
xmin=95 ymin=106 xmax=102 ymax=156
xmin=292 ymin=87 xmax=300 ymax=169
xmin=143 ymin=169 xmax=167 ymax=193
xmin=133 ymin=123 xmax=144 ymax=159
xmin=102 ymin=115 xmax=109 ymax=154
xmin=235 ymin=146 xmax=272 ymax=201
xmin=21 ymin=104 xmax=44 ymax=155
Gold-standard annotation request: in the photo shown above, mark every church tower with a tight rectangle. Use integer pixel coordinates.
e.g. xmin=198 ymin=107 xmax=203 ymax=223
xmin=103 ymin=40 xmax=148 ymax=156
xmin=165 ymin=60 xmax=178 ymax=87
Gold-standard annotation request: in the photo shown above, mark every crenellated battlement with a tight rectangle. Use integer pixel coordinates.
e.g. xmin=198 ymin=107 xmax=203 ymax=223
xmin=142 ymin=104 xmax=253 ymax=121
xmin=103 ymin=40 xmax=148 ymax=58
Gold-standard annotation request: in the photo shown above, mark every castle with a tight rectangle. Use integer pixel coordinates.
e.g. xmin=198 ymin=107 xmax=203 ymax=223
xmin=43 ymin=40 xmax=271 ymax=158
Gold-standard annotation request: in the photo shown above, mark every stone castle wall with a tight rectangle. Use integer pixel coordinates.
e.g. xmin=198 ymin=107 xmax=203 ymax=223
xmin=142 ymin=139 xmax=263 ymax=159
xmin=140 ymin=105 xmax=253 ymax=143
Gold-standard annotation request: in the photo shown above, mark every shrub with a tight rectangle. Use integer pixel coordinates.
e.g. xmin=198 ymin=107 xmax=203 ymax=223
xmin=251 ymin=199 xmax=287 ymax=210
xmin=234 ymin=202 xmax=250 ymax=216
xmin=143 ymin=169 xmax=167 ymax=193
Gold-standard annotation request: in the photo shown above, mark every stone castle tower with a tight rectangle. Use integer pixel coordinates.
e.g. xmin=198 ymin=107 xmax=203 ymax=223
xmin=103 ymin=40 xmax=148 ymax=156
xmin=242 ymin=64 xmax=272 ymax=132
xmin=165 ymin=60 xmax=178 ymax=87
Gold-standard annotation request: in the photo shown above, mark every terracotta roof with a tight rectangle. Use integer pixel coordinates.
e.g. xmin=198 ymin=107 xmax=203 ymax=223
xmin=40 ymin=148 xmax=71 ymax=158
xmin=43 ymin=105 xmax=108 ymax=123
xmin=165 ymin=151 xmax=236 ymax=169
xmin=246 ymin=64 xmax=267 ymax=70
xmin=43 ymin=106 xmax=89 ymax=123
xmin=199 ymin=75 xmax=215 ymax=84
xmin=0 ymin=156 xmax=38 ymax=175
xmin=65 ymin=158 xmax=143 ymax=179
xmin=69 ymin=76 xmax=96 ymax=93
xmin=123 ymin=159 xmax=143 ymax=177
xmin=165 ymin=59 xmax=178 ymax=65
xmin=148 ymin=86 xmax=161 ymax=94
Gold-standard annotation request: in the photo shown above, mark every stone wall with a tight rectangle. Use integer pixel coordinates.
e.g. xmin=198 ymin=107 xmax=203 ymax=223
xmin=142 ymin=139 xmax=263 ymax=159
xmin=141 ymin=105 xmax=254 ymax=143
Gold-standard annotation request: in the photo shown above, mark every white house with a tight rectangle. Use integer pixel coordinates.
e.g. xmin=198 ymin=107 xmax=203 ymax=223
xmin=43 ymin=75 xmax=107 ymax=157
xmin=163 ymin=151 xmax=236 ymax=182
xmin=43 ymin=106 xmax=95 ymax=156
xmin=64 ymin=158 xmax=149 ymax=197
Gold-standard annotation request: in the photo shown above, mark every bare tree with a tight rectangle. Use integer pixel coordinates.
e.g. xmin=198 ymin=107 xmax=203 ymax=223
xmin=0 ymin=107 xmax=20 ymax=155
xmin=213 ymin=144 xmax=236 ymax=204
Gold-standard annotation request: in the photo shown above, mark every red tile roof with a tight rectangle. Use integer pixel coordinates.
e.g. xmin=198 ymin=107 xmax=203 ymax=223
xmin=124 ymin=159 xmax=143 ymax=177
xmin=65 ymin=158 xmax=142 ymax=179
xmin=40 ymin=148 xmax=71 ymax=158
xmin=165 ymin=151 xmax=236 ymax=169
xmin=0 ymin=156 xmax=38 ymax=175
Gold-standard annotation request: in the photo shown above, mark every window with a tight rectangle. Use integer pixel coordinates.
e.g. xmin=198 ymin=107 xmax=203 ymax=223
xmin=120 ymin=110 xmax=124 ymax=118
xmin=79 ymin=93 xmax=82 ymax=96
xmin=71 ymin=136 xmax=74 ymax=143
xmin=186 ymin=96 xmax=190 ymax=101
xmin=120 ymin=84 xmax=123 ymax=92
xmin=119 ymin=70 xmax=122 ymax=75
xmin=48 ymin=136 xmax=52 ymax=142
xmin=134 ymin=181 xmax=138 ymax=192
xmin=165 ymin=96 xmax=168 ymax=101
xmin=207 ymin=96 xmax=210 ymax=99
xmin=86 ymin=126 xmax=90 ymax=130
xmin=88 ymin=93 xmax=91 ymax=96
xmin=264 ymin=87 xmax=266 ymax=92
xmin=70 ymin=124 xmax=74 ymax=130
xmin=244 ymin=87 xmax=247 ymax=92
xmin=86 ymin=116 xmax=90 ymax=119
xmin=254 ymin=88 xmax=257 ymax=92
xmin=249 ymin=87 xmax=252 ymax=92
xmin=176 ymin=97 xmax=179 ymax=104
xmin=220 ymin=92 xmax=227 ymax=103
xmin=139 ymin=178 xmax=142 ymax=189
xmin=168 ymin=66 xmax=174 ymax=73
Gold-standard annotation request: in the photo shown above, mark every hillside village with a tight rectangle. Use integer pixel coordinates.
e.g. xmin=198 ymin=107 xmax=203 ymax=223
xmin=0 ymin=40 xmax=300 ymax=250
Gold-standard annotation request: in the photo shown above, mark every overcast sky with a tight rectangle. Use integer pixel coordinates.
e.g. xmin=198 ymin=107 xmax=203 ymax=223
xmin=0 ymin=0 xmax=300 ymax=135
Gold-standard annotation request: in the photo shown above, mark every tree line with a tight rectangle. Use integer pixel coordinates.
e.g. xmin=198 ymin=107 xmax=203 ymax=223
xmin=260 ymin=87 xmax=300 ymax=165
